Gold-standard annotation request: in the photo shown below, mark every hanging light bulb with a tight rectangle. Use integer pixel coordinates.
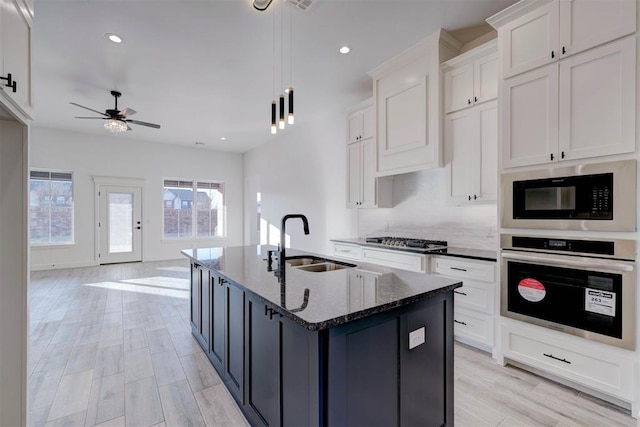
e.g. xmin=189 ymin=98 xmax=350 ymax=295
xmin=279 ymin=94 xmax=285 ymax=129
xmin=271 ymin=101 xmax=277 ymax=134
xmin=287 ymin=87 xmax=294 ymax=124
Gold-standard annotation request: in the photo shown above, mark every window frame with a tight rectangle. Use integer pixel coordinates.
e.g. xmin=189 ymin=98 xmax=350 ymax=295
xmin=162 ymin=178 xmax=226 ymax=240
xmin=29 ymin=169 xmax=75 ymax=247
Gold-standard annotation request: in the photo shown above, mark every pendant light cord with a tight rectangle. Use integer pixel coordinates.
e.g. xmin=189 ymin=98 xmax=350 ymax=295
xmin=289 ymin=1 xmax=292 ymax=86
xmin=280 ymin=0 xmax=283 ymax=92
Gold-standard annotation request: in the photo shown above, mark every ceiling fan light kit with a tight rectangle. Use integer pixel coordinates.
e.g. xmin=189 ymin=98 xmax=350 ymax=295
xmin=70 ymin=90 xmax=161 ymax=133
xmin=104 ymin=118 xmax=128 ymax=133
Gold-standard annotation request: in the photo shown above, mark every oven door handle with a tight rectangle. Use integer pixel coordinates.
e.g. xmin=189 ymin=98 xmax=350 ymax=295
xmin=501 ymin=252 xmax=634 ymax=272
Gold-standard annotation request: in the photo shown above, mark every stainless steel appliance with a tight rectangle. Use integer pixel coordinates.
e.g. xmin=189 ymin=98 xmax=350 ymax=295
xmin=501 ymin=159 xmax=636 ymax=231
xmin=364 ymin=237 xmax=447 ymax=252
xmin=501 ymin=234 xmax=636 ymax=349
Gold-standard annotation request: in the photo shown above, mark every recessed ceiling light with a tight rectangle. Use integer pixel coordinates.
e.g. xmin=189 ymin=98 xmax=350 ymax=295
xmin=339 ymin=46 xmax=350 ymax=54
xmin=105 ymin=33 xmax=123 ymax=43
xmin=220 ymin=137 xmax=227 ymax=141
xmin=195 ymin=141 xmax=205 ymax=146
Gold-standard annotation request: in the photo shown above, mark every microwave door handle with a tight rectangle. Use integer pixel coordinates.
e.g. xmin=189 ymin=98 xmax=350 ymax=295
xmin=501 ymin=252 xmax=634 ymax=272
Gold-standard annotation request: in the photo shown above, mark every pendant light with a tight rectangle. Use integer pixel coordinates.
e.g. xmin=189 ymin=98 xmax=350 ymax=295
xmin=287 ymin=88 xmax=294 ymax=125
xmin=271 ymin=101 xmax=277 ymax=134
xmin=279 ymin=94 xmax=285 ymax=129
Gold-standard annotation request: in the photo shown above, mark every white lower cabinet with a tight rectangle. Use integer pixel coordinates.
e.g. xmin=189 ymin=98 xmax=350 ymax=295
xmin=362 ymin=248 xmax=426 ymax=273
xmin=501 ymin=321 xmax=635 ymax=401
xmin=332 ymin=242 xmax=427 ymax=273
xmin=332 ymin=242 xmax=362 ymax=261
xmin=432 ymin=256 xmax=496 ymax=351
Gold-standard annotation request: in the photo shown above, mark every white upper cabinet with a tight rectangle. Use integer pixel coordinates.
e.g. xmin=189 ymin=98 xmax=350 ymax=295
xmin=558 ymin=37 xmax=636 ymax=161
xmin=502 ymin=36 xmax=635 ymax=168
xmin=0 ymin=0 xmax=33 ymax=119
xmin=446 ymin=100 xmax=498 ymax=203
xmin=492 ymin=0 xmax=636 ymax=79
xmin=490 ymin=0 xmax=637 ymax=168
xmin=369 ymin=29 xmax=460 ymax=176
xmin=347 ymin=105 xmax=374 ymax=144
xmin=346 ymin=100 xmax=392 ymax=209
xmin=499 ymin=1 xmax=559 ymax=79
xmin=559 ymin=0 xmax=636 ymax=59
xmin=502 ymin=63 xmax=559 ymax=167
xmin=444 ymin=41 xmax=498 ymax=113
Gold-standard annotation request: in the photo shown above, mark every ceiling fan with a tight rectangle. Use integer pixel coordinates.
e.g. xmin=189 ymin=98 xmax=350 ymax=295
xmin=70 ymin=90 xmax=161 ymax=133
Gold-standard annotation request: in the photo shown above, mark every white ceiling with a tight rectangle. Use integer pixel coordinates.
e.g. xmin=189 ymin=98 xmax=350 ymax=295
xmin=33 ymin=0 xmax=516 ymax=153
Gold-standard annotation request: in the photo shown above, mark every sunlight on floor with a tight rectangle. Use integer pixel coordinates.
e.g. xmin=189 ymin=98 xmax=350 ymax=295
xmin=84 ymin=276 xmax=189 ymax=299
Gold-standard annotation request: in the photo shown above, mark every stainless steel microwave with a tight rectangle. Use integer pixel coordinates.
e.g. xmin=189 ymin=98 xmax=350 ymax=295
xmin=502 ymin=160 xmax=636 ymax=231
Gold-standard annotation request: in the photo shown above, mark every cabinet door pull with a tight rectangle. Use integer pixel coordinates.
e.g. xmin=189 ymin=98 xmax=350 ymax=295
xmin=551 ymin=50 xmax=555 ymax=59
xmin=454 ymin=319 xmax=467 ymax=326
xmin=561 ymin=151 xmax=565 ymax=159
xmin=550 ymin=153 xmax=554 ymax=161
xmin=450 ymin=267 xmax=467 ymax=272
xmin=0 ymin=73 xmax=16 ymax=93
xmin=468 ymin=99 xmax=471 ymax=105
xmin=474 ymin=96 xmax=478 ymax=103
xmin=543 ymin=353 xmax=571 ymax=364
xmin=454 ymin=290 xmax=467 ymax=296
xmin=562 ymin=46 xmax=566 ymax=55
xmin=473 ymin=194 xmax=477 ymax=200
xmin=468 ymin=195 xmax=471 ymax=201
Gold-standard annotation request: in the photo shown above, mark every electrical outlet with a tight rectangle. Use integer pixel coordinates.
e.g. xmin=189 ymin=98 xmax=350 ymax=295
xmin=409 ymin=326 xmax=425 ymax=350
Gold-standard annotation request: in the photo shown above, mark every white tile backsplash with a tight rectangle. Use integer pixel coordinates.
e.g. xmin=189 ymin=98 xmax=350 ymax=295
xmin=358 ymin=168 xmax=498 ymax=250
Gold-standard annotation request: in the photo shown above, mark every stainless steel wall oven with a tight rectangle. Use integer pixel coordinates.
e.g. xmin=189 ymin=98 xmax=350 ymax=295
xmin=501 ymin=234 xmax=636 ymax=350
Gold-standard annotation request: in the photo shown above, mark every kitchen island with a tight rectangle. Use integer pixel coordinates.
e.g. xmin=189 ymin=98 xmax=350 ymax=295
xmin=182 ymin=245 xmax=462 ymax=427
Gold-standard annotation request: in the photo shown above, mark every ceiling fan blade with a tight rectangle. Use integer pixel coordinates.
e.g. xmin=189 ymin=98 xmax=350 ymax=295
xmin=74 ymin=116 xmax=105 ymax=119
xmin=120 ymin=107 xmax=137 ymax=117
xmin=127 ymin=125 xmax=132 ymax=131
xmin=127 ymin=119 xmax=161 ymax=129
xmin=69 ymin=102 xmax=108 ymax=116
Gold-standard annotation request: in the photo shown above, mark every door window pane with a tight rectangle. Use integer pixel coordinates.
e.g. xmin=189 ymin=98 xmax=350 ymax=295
xmin=109 ymin=192 xmax=133 ymax=253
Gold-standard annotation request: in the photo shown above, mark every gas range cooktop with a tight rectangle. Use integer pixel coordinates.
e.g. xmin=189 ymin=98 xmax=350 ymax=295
xmin=364 ymin=237 xmax=448 ymax=252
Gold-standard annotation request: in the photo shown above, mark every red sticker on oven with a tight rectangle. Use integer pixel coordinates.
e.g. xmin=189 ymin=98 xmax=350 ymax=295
xmin=518 ymin=278 xmax=546 ymax=302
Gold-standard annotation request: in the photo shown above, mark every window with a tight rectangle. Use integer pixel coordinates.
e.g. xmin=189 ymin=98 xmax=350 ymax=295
xmin=163 ymin=179 xmax=224 ymax=239
xmin=29 ymin=170 xmax=74 ymax=244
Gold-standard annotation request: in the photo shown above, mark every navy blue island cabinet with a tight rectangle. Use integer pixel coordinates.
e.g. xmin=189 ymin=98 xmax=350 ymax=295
xmin=185 ymin=246 xmax=460 ymax=427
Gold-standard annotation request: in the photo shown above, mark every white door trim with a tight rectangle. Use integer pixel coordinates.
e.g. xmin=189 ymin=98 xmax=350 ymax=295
xmin=93 ymin=176 xmax=145 ymax=264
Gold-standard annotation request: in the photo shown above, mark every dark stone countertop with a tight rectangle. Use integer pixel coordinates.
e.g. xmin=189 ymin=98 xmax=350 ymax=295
xmin=331 ymin=238 xmax=497 ymax=262
xmin=182 ymin=245 xmax=461 ymax=331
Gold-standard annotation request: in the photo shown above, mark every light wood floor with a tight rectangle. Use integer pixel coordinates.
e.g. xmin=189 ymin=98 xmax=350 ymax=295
xmin=28 ymin=260 xmax=636 ymax=427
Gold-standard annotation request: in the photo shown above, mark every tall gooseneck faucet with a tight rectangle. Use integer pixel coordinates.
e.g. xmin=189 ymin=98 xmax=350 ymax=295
xmin=280 ymin=214 xmax=310 ymax=261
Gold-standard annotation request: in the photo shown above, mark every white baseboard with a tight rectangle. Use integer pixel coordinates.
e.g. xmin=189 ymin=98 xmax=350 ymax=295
xmin=30 ymin=260 xmax=99 ymax=271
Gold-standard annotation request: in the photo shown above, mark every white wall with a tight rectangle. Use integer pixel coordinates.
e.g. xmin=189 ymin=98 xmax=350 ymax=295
xmin=30 ymin=127 xmax=244 ymax=269
xmin=243 ymin=108 xmax=356 ymax=256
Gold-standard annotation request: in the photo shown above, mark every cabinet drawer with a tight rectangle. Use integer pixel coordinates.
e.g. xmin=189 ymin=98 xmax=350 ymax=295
xmin=361 ymin=248 xmax=425 ymax=273
xmin=502 ymin=323 xmax=634 ymax=400
xmin=453 ymin=307 xmax=493 ymax=348
xmin=453 ymin=280 xmax=494 ymax=315
xmin=432 ymin=257 xmax=495 ymax=283
xmin=333 ymin=243 xmax=362 ymax=261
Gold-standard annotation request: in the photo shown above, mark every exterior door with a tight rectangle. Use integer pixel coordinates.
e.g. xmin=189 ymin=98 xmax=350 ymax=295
xmin=99 ymin=185 xmax=142 ymax=264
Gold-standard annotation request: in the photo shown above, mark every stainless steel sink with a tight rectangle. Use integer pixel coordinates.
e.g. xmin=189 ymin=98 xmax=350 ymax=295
xmin=295 ymin=263 xmax=350 ymax=272
xmin=285 ymin=255 xmax=356 ymax=272
xmin=285 ymin=257 xmax=326 ymax=267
